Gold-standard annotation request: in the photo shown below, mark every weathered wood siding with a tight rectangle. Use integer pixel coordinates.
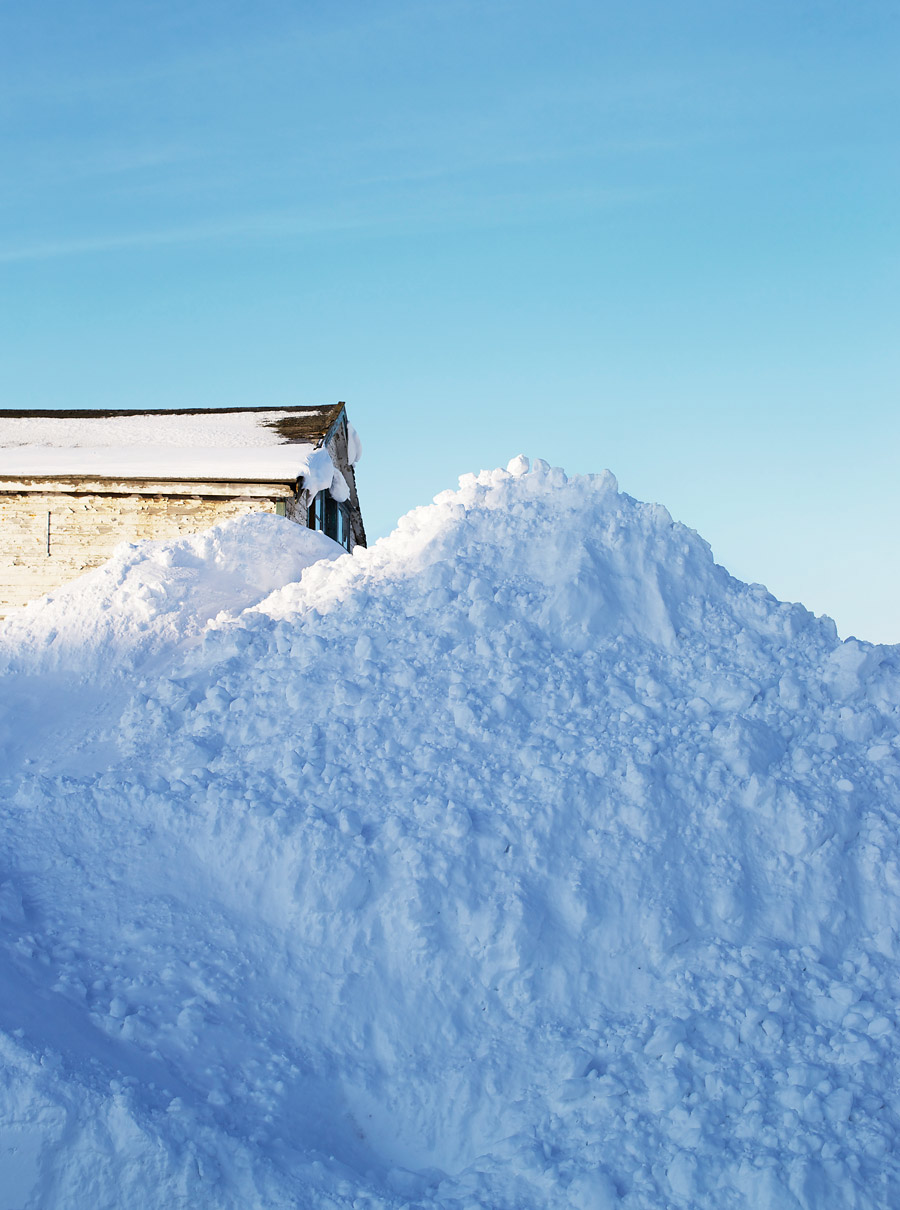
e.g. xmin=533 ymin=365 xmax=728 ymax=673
xmin=324 ymin=421 xmax=366 ymax=549
xmin=0 ymin=491 xmax=292 ymax=615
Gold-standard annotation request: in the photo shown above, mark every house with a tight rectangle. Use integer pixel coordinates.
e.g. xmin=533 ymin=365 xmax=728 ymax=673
xmin=0 ymin=403 xmax=365 ymax=616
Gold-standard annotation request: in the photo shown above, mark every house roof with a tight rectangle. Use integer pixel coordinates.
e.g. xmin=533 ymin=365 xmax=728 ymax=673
xmin=0 ymin=404 xmax=347 ymax=484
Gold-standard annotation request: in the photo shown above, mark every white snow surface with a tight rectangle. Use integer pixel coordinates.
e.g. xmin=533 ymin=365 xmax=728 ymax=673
xmin=1 ymin=458 xmax=899 ymax=1209
xmin=346 ymin=421 xmax=363 ymax=467
xmin=0 ymin=411 xmax=339 ymax=488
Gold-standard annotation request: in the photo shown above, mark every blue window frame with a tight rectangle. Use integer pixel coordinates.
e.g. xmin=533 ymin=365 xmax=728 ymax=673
xmin=308 ymin=491 xmax=351 ymax=550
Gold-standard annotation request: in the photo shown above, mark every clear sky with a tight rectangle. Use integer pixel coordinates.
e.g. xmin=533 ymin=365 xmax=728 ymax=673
xmin=1 ymin=1 xmax=898 ymax=641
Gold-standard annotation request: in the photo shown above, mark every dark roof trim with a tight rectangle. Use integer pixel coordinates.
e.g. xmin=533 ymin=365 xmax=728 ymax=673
xmin=0 ymin=403 xmax=345 ymax=419
xmin=0 ymin=476 xmax=303 ymax=486
xmin=265 ymin=402 xmax=346 ymax=446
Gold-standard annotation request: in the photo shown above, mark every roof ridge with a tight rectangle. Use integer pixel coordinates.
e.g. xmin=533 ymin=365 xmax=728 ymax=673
xmin=0 ymin=403 xmax=345 ymax=420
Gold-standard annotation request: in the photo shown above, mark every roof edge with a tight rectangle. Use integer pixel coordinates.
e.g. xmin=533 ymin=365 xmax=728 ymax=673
xmin=0 ymin=403 xmax=346 ymax=420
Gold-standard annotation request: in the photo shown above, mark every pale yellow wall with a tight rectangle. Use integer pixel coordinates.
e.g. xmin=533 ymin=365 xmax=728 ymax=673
xmin=0 ymin=491 xmax=290 ymax=615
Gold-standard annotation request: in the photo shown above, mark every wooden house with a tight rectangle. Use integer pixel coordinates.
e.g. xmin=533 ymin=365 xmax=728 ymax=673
xmin=0 ymin=403 xmax=365 ymax=616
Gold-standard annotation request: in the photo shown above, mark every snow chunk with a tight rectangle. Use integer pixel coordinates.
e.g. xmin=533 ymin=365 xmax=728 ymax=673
xmin=346 ymin=421 xmax=363 ymax=466
xmin=329 ymin=467 xmax=350 ymax=503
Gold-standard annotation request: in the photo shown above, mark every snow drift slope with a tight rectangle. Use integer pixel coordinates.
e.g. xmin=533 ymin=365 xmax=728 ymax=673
xmin=1 ymin=458 xmax=899 ymax=1210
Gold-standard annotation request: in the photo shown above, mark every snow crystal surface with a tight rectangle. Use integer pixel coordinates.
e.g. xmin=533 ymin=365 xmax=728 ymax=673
xmin=1 ymin=461 xmax=899 ymax=1210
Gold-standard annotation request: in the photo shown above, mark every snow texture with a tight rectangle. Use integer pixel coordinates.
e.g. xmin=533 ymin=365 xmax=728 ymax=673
xmin=0 ymin=411 xmax=338 ymax=488
xmin=346 ymin=422 xmax=363 ymax=467
xmin=1 ymin=458 xmax=899 ymax=1210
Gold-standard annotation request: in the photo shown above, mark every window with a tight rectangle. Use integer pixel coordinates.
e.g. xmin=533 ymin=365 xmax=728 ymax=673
xmin=308 ymin=492 xmax=326 ymax=532
xmin=308 ymin=490 xmax=351 ymax=551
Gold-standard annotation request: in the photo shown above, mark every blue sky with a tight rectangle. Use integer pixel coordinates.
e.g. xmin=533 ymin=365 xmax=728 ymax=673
xmin=1 ymin=1 xmax=898 ymax=640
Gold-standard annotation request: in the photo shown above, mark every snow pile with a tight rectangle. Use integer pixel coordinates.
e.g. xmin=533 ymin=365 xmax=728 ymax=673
xmin=0 ymin=516 xmax=342 ymax=678
xmin=1 ymin=458 xmax=899 ymax=1210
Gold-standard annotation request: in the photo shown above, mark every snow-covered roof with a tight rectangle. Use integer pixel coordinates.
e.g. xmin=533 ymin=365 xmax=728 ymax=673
xmin=0 ymin=404 xmax=347 ymax=483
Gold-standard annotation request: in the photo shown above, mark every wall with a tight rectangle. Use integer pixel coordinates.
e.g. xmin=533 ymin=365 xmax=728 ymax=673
xmin=325 ymin=422 xmax=366 ymax=549
xmin=0 ymin=490 xmax=289 ymax=615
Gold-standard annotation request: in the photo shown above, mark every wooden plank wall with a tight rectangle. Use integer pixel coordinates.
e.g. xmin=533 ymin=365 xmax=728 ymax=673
xmin=325 ymin=422 xmax=366 ymax=548
xmin=0 ymin=492 xmax=288 ymax=615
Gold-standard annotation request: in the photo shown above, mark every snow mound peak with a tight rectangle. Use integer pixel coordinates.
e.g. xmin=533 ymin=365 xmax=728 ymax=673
xmin=257 ymin=459 xmax=830 ymax=661
xmin=1 ymin=461 xmax=899 ymax=1210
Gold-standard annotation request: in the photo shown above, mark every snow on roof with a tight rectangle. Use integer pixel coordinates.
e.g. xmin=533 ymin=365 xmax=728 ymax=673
xmin=0 ymin=404 xmax=346 ymax=485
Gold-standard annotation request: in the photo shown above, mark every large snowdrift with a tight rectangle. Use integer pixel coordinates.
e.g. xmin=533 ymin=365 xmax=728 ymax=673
xmin=1 ymin=459 xmax=898 ymax=1209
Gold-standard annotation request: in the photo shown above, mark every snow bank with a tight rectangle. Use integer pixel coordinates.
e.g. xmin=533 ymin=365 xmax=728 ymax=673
xmin=0 ymin=515 xmax=343 ymax=677
xmin=1 ymin=460 xmax=899 ymax=1209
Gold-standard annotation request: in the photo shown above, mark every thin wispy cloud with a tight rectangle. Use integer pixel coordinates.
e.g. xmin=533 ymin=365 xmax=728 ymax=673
xmin=0 ymin=213 xmax=351 ymax=265
xmin=0 ymin=178 xmax=655 ymax=266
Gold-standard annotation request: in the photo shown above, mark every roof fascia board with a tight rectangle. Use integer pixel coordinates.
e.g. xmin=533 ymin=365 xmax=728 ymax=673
xmin=0 ymin=404 xmax=342 ymax=420
xmin=0 ymin=477 xmax=302 ymax=498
